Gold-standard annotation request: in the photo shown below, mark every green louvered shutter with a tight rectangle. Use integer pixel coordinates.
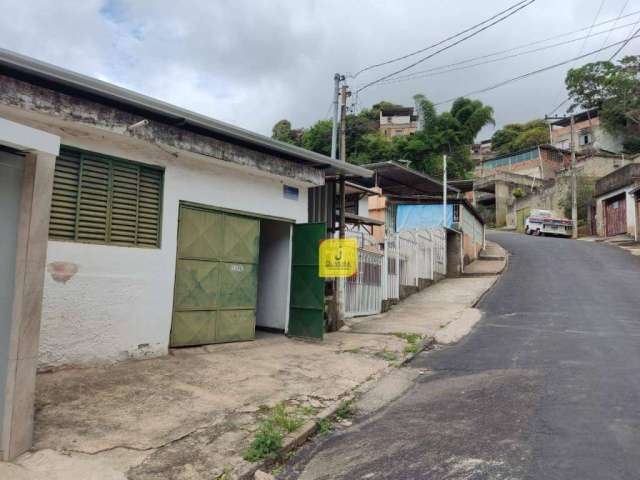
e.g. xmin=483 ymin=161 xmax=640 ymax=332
xmin=49 ymin=149 xmax=81 ymax=240
xmin=49 ymin=147 xmax=163 ymax=247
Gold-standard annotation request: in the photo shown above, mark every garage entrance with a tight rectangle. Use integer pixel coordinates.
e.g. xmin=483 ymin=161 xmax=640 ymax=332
xmin=605 ymin=194 xmax=627 ymax=237
xmin=171 ymin=204 xmax=261 ymax=347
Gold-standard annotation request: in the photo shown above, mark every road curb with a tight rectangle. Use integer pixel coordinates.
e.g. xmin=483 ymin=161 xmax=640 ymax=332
xmin=472 ymin=249 xmax=509 ymax=309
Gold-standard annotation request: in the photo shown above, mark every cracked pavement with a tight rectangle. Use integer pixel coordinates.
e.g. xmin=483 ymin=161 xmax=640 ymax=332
xmin=280 ymin=231 xmax=640 ymax=480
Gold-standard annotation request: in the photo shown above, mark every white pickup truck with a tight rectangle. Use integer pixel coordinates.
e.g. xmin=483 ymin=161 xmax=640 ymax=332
xmin=525 ymin=209 xmax=573 ymax=237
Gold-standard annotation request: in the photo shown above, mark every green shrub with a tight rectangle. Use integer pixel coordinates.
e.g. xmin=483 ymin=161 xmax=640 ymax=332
xmin=243 ymin=420 xmax=283 ymax=462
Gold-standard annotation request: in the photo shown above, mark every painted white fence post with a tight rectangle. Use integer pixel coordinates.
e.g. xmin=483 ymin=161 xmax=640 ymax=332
xmin=382 ymin=238 xmax=388 ymax=301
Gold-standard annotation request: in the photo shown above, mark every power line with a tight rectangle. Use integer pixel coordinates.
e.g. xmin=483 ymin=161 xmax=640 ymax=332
xmin=356 ymin=0 xmax=536 ymax=93
xmin=433 ymin=35 xmax=640 ymax=106
xmin=351 ymin=0 xmax=531 ymax=78
xmin=369 ymin=20 xmax=638 ymax=87
xmin=601 ymin=0 xmax=631 ymax=47
xmin=549 ymin=0 xmax=606 ymax=116
xmin=608 ymin=21 xmax=640 ymax=59
xmin=368 ymin=12 xmax=639 ymax=86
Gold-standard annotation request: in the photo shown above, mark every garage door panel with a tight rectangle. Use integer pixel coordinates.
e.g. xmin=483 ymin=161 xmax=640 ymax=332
xmin=170 ymin=311 xmax=217 ymax=347
xmin=218 ymin=263 xmax=258 ymax=309
xmin=178 ymin=208 xmax=223 ymax=259
xmin=216 ymin=310 xmax=255 ymax=342
xmin=223 ymin=215 xmax=260 ymax=263
xmin=174 ymin=259 xmax=219 ymax=310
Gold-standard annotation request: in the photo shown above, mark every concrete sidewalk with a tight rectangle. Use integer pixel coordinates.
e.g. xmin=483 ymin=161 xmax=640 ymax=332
xmin=1 ymin=243 xmax=506 ymax=480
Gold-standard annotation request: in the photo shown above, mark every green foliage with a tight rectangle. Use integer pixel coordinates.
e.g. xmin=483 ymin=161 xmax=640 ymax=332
xmin=623 ymin=137 xmax=640 ymax=154
xmin=512 ymin=187 xmax=524 ymax=199
xmin=243 ymin=420 xmax=283 ymax=462
xmin=565 ymin=56 xmax=640 ymax=138
xmin=271 ymin=95 xmax=495 ymax=179
xmin=559 ymin=175 xmax=596 ymax=221
xmin=335 ymin=400 xmax=354 ymax=419
xmin=272 ymin=119 xmax=303 ymax=146
xmin=271 ymin=402 xmax=304 ymax=433
xmin=316 ymin=417 xmax=333 ymax=435
xmin=491 ymin=119 xmax=549 ymax=155
xmin=243 ymin=401 xmax=316 ymax=462
xmin=393 ymin=332 xmax=422 ymax=354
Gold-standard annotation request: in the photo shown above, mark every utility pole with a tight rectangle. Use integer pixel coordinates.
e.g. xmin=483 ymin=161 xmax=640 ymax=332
xmin=335 ymin=82 xmax=350 ymax=330
xmin=442 ymin=153 xmax=448 ymax=227
xmin=330 ymin=73 xmax=342 ymax=160
xmin=545 ymin=113 xmax=579 ymax=238
xmin=570 ymin=114 xmax=578 ymax=239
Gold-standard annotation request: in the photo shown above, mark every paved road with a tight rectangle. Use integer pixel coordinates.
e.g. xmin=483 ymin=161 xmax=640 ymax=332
xmin=281 ymin=232 xmax=640 ymax=480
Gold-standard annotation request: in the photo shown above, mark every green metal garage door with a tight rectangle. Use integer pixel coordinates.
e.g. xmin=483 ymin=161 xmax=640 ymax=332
xmin=170 ymin=204 xmax=260 ymax=347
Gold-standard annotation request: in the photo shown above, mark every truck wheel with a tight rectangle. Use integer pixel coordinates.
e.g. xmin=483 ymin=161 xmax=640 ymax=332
xmin=534 ymin=229 xmax=541 ymax=236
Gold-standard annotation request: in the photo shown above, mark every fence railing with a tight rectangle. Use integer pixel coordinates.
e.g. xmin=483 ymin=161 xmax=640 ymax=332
xmin=344 ymin=227 xmax=447 ymax=316
xmin=345 ymin=248 xmax=384 ymax=317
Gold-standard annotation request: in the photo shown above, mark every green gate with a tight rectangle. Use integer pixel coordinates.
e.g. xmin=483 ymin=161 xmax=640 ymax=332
xmin=288 ymin=223 xmax=326 ymax=340
xmin=171 ymin=204 xmax=260 ymax=347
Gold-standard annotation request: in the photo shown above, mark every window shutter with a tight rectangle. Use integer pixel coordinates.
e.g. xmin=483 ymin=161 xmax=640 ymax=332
xmin=49 ymin=147 xmax=163 ymax=247
xmin=137 ymin=167 xmax=163 ymax=247
xmin=49 ymin=149 xmax=81 ymax=240
xmin=110 ymin=160 xmax=140 ymax=245
xmin=77 ymin=156 xmax=110 ymax=243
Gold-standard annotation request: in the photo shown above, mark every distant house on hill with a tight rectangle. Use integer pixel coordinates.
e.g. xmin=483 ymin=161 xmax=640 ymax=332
xmin=550 ymin=109 xmax=624 ymax=154
xmin=379 ymin=107 xmax=418 ymax=138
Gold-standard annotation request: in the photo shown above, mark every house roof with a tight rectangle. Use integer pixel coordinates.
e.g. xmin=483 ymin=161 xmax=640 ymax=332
xmin=551 ymin=109 xmax=599 ymax=127
xmin=352 ymin=161 xmax=459 ymax=196
xmin=381 ymin=107 xmax=414 ymax=117
xmin=0 ymin=48 xmax=371 ymax=178
xmin=481 ymin=144 xmax=568 ymax=164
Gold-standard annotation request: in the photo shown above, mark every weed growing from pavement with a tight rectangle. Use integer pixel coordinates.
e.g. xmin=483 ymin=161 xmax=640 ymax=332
xmin=243 ymin=420 xmax=283 ymax=462
xmin=317 ymin=417 xmax=333 ymax=435
xmin=379 ymin=350 xmax=398 ymax=362
xmin=243 ymin=401 xmax=320 ymax=462
xmin=393 ymin=332 xmax=422 ymax=355
xmin=336 ymin=399 xmax=354 ymax=419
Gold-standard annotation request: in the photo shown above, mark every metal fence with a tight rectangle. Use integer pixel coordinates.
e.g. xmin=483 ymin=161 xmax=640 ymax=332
xmin=344 ymin=227 xmax=447 ymax=316
xmin=345 ymin=248 xmax=384 ymax=317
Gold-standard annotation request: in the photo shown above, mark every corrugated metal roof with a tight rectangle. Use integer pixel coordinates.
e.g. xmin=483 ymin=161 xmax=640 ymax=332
xmin=0 ymin=48 xmax=372 ymax=178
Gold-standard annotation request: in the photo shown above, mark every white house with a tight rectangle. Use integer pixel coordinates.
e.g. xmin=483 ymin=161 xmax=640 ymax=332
xmin=0 ymin=48 xmax=371 ymax=458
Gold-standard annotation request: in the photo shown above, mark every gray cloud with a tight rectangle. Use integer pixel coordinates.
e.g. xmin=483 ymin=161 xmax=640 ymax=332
xmin=0 ymin=0 xmax=637 ymax=139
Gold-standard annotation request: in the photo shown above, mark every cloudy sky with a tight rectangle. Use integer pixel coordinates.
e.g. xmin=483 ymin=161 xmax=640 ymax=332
xmin=0 ymin=0 xmax=638 ymax=140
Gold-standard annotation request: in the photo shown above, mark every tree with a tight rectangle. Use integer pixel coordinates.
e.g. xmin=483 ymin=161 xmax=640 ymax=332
xmin=270 ymin=95 xmax=495 ymax=179
xmin=491 ymin=119 xmax=550 ymax=154
xmin=272 ymin=119 xmax=303 ymax=146
xmin=565 ymin=56 xmax=640 ymax=141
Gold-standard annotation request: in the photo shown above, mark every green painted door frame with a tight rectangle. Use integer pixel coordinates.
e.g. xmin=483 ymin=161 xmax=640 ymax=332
xmin=288 ymin=223 xmax=326 ymax=340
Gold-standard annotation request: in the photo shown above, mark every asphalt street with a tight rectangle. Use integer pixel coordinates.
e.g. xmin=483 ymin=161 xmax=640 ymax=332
xmin=281 ymin=232 xmax=640 ymax=480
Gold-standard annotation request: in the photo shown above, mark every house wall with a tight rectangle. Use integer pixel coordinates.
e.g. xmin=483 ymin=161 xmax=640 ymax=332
xmin=552 ymin=116 xmax=624 ymax=153
xmin=460 ymin=206 xmax=484 ymax=262
xmin=0 ymin=113 xmax=312 ymax=368
xmin=595 ymin=185 xmax=638 ymax=237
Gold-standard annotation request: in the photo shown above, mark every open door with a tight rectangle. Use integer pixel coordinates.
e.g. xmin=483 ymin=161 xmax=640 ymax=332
xmin=288 ymin=223 xmax=325 ymax=339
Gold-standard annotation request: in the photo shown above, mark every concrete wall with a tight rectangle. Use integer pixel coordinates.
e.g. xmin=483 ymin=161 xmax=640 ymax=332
xmin=256 ymin=220 xmax=292 ymax=331
xmin=0 ymin=150 xmax=24 ymax=448
xmin=460 ymin=207 xmax=484 ymax=263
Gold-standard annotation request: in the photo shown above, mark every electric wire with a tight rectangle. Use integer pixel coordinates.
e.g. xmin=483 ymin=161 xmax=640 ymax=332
xmin=351 ymin=0 xmax=532 ymax=78
xmin=433 ymin=35 xmax=640 ymax=107
xmin=355 ymin=0 xmax=536 ymax=93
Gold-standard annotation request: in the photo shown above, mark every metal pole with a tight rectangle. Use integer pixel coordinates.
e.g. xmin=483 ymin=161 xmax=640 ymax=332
xmin=442 ymin=154 xmax=448 ymax=227
xmin=330 ymin=73 xmax=341 ymax=160
xmin=570 ymin=114 xmax=578 ymax=239
xmin=336 ymin=83 xmax=349 ymax=329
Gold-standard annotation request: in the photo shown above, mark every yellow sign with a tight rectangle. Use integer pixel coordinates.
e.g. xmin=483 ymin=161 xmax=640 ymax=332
xmin=319 ymin=239 xmax=358 ymax=277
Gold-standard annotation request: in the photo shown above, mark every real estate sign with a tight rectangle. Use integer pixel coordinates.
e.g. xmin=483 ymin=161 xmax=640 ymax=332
xmin=319 ymin=239 xmax=358 ymax=277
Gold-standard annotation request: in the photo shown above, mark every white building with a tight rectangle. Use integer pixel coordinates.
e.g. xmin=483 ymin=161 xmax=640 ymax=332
xmin=0 ymin=49 xmax=370 ymax=458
